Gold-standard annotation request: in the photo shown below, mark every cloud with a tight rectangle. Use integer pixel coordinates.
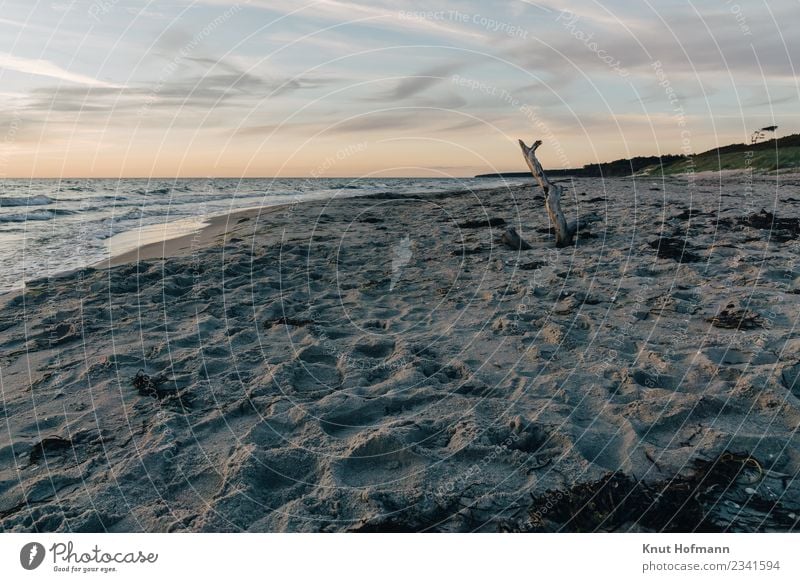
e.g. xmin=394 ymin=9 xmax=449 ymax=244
xmin=372 ymin=74 xmax=446 ymax=101
xmin=233 ymin=112 xmax=423 ymax=137
xmin=741 ymin=88 xmax=797 ymax=108
xmin=365 ymin=59 xmax=476 ymax=102
xmin=0 ymin=17 xmax=30 ymax=28
xmin=0 ymin=53 xmax=120 ymax=88
xmin=193 ymin=0 xmax=492 ymax=42
xmin=498 ymin=0 xmax=799 ymax=95
xmin=21 ymin=65 xmax=341 ymax=118
xmin=235 ymin=108 xmax=487 ymax=138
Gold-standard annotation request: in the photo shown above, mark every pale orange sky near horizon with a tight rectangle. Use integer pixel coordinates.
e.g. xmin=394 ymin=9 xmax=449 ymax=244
xmin=5 ymin=135 xmax=759 ymax=179
xmin=1 ymin=1 xmax=795 ymax=179
xmin=5 ymin=115 xmax=779 ymax=178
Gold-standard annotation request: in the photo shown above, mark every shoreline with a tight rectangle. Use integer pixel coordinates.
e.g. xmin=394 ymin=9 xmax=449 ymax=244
xmin=93 ymin=167 xmax=787 ymax=270
xmin=96 ymin=183 xmax=518 ymax=269
xmin=0 ymin=168 xmax=791 ymax=300
xmin=98 ymin=204 xmax=290 ymax=267
xmin=0 ymin=205 xmax=285 ymax=301
xmin=1 ymin=185 xmax=481 ymax=299
xmin=0 ymin=167 xmax=787 ymax=301
xmin=3 ymin=170 xmax=789 ymax=298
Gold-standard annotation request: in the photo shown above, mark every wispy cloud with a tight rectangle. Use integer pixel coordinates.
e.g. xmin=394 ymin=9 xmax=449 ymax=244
xmin=20 ymin=66 xmax=341 ymax=121
xmin=234 ymin=108 xmax=483 ymax=137
xmin=369 ymin=72 xmax=450 ymax=102
xmin=0 ymin=17 xmax=29 ymax=28
xmin=365 ymin=58 xmax=476 ymax=102
xmin=198 ymin=0 xmax=492 ymax=42
xmin=0 ymin=53 xmax=120 ymax=88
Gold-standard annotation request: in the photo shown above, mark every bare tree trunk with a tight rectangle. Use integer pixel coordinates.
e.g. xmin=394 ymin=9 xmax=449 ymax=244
xmin=518 ymin=139 xmax=573 ymax=247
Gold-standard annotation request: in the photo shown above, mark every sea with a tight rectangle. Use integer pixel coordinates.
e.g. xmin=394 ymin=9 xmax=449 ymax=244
xmin=0 ymin=177 xmax=529 ymax=293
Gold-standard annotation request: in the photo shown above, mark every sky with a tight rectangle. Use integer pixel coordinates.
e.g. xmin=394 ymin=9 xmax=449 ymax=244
xmin=0 ymin=0 xmax=797 ymax=178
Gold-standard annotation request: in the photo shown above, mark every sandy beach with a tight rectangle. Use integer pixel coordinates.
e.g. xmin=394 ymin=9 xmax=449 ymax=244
xmin=1 ymin=173 xmax=799 ymax=532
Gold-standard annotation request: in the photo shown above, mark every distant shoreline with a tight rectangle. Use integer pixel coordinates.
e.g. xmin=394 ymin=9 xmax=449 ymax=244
xmin=476 ymin=133 xmax=800 ymax=178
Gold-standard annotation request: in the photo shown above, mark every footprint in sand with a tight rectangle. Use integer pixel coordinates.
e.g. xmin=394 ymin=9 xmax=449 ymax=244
xmin=335 ymin=432 xmax=428 ymax=488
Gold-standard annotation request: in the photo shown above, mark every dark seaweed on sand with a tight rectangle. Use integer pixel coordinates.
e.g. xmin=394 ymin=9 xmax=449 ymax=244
xmin=458 ymin=217 xmax=506 ymax=229
xmin=28 ymin=436 xmax=73 ymax=465
xmin=648 ymin=237 xmax=702 ymax=263
xmin=132 ymin=369 xmax=163 ymax=397
xmin=264 ymin=316 xmax=314 ymax=328
xmin=451 ymin=245 xmax=483 ymax=256
xmin=673 ymin=208 xmax=708 ymax=220
xmin=720 ymin=209 xmax=800 ymax=242
xmin=349 ymin=452 xmax=798 ymax=533
xmin=132 ymin=369 xmax=191 ymax=409
xmin=707 ymin=303 xmax=764 ymax=330
xmin=517 ymin=260 xmax=547 ymax=270
xmin=517 ymin=452 xmax=797 ymax=532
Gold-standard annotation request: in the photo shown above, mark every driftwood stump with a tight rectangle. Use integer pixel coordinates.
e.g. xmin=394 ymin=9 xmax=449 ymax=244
xmin=518 ymin=139 xmax=573 ymax=247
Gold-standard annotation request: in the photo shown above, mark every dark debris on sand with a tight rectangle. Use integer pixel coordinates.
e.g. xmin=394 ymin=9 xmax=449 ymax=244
xmin=648 ymin=237 xmax=702 ymax=263
xmin=513 ymin=452 xmax=798 ymax=532
xmin=707 ymin=303 xmax=764 ymax=330
xmin=132 ymin=369 xmax=191 ymax=409
xmin=720 ymin=209 xmax=800 ymax=242
xmin=358 ymin=215 xmax=384 ymax=224
xmin=264 ymin=316 xmax=315 ymax=328
xmin=132 ymin=369 xmax=164 ymax=397
xmin=517 ymin=260 xmax=547 ymax=270
xmin=673 ymin=208 xmax=710 ymax=220
xmin=458 ymin=217 xmax=506 ymax=229
xmin=501 ymin=227 xmax=533 ymax=250
xmin=26 ymin=430 xmax=107 ymax=467
xmin=28 ymin=436 xmax=73 ymax=465
xmin=348 ymin=451 xmax=798 ymax=533
xmin=451 ymin=245 xmax=483 ymax=256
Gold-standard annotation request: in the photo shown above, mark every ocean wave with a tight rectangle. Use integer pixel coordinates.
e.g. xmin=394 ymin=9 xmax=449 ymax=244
xmin=114 ymin=207 xmax=192 ymax=221
xmin=138 ymin=184 xmax=196 ymax=195
xmin=136 ymin=187 xmax=171 ymax=196
xmin=324 ymin=181 xmax=364 ymax=190
xmin=0 ymin=195 xmax=54 ymax=207
xmin=0 ymin=208 xmax=74 ymax=223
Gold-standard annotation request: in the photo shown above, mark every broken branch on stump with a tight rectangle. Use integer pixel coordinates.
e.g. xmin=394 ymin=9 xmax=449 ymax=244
xmin=518 ymin=139 xmax=573 ymax=247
